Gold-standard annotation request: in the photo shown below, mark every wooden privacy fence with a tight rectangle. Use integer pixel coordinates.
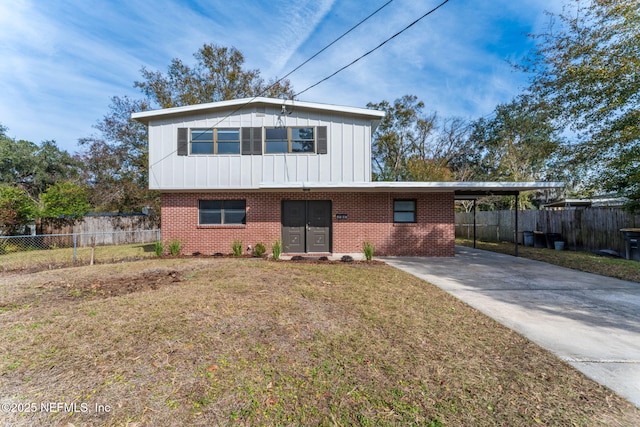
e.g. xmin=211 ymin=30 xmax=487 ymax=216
xmin=455 ymin=208 xmax=640 ymax=255
xmin=37 ymin=215 xmax=159 ymax=236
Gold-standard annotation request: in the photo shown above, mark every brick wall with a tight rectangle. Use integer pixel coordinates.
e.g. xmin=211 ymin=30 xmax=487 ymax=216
xmin=161 ymin=191 xmax=455 ymax=256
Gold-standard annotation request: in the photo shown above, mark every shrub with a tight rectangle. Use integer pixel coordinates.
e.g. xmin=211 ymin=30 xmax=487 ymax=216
xmin=363 ymin=241 xmax=375 ymax=261
xmin=154 ymin=240 xmax=164 ymax=256
xmin=168 ymin=239 xmax=181 ymax=256
xmin=341 ymin=255 xmax=354 ymax=263
xmin=272 ymin=239 xmax=282 ymax=260
xmin=231 ymin=240 xmax=243 ymax=256
xmin=253 ymin=242 xmax=266 ymax=257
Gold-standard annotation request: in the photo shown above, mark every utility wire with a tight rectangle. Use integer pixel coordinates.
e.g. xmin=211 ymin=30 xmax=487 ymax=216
xmin=266 ymin=0 xmax=395 ymax=93
xmin=295 ymin=0 xmax=451 ymax=97
xmin=147 ymin=1 xmax=397 ymax=176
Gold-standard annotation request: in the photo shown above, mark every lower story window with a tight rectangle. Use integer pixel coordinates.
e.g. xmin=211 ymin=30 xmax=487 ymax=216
xmin=199 ymin=200 xmax=246 ymax=225
xmin=393 ymin=199 xmax=416 ymax=223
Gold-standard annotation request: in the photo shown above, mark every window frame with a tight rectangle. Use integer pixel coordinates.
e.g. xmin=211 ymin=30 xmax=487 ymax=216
xmin=190 ymin=128 xmax=241 ymax=155
xmin=198 ymin=200 xmax=246 ymax=225
xmin=265 ymin=126 xmax=316 ymax=154
xmin=393 ymin=199 xmax=417 ymax=224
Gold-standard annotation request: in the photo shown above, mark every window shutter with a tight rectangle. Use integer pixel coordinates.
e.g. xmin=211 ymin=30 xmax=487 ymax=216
xmin=317 ymin=126 xmax=327 ymax=154
xmin=251 ymin=127 xmax=262 ymax=155
xmin=242 ymin=127 xmax=262 ymax=155
xmin=241 ymin=127 xmax=252 ymax=155
xmin=177 ymin=128 xmax=188 ymax=156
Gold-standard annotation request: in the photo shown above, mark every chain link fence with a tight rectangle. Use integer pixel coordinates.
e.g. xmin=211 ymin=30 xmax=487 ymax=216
xmin=0 ymin=230 xmax=161 ymax=268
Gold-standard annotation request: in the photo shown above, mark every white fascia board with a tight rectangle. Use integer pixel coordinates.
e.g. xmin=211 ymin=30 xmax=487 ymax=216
xmin=131 ymin=97 xmax=385 ymax=122
xmin=258 ymin=181 xmax=565 ymax=192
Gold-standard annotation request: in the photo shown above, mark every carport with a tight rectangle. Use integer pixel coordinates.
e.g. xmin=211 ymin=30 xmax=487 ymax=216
xmin=453 ymin=182 xmax=564 ymax=256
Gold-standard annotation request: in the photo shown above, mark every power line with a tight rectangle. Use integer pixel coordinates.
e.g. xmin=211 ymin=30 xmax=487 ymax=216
xmin=295 ymin=0 xmax=451 ymax=97
xmin=147 ymin=1 xmax=397 ymax=177
xmin=266 ymin=0 xmax=395 ymax=94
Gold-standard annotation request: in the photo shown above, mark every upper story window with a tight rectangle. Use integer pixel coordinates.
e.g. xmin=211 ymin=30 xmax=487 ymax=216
xmin=191 ymin=128 xmax=240 ymax=155
xmin=265 ymin=127 xmax=315 ymax=154
xmin=177 ymin=126 xmax=326 ymax=156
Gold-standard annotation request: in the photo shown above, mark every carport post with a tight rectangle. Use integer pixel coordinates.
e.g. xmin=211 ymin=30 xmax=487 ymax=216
xmin=514 ymin=193 xmax=519 ymax=257
xmin=473 ymin=199 xmax=477 ymax=249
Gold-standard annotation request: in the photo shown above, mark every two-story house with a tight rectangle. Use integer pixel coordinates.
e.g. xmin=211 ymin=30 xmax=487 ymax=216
xmin=132 ymin=97 xmax=561 ymax=257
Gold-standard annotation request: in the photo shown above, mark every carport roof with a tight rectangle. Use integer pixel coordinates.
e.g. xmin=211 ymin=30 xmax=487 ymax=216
xmin=257 ymin=181 xmax=564 ymax=196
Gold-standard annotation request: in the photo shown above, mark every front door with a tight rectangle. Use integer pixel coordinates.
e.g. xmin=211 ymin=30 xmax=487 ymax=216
xmin=282 ymin=200 xmax=331 ymax=253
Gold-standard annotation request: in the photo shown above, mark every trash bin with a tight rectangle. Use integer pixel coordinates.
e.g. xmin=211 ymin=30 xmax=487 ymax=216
xmin=523 ymin=231 xmax=534 ymax=247
xmin=533 ymin=231 xmax=546 ymax=248
xmin=621 ymin=228 xmax=640 ymax=261
xmin=546 ymin=233 xmax=561 ymax=249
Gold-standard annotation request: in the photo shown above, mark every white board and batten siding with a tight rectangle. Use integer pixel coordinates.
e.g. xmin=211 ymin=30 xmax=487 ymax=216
xmin=138 ymin=98 xmax=384 ymax=191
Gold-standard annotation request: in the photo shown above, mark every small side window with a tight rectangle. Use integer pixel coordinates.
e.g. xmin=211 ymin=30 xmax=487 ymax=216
xmin=393 ymin=200 xmax=416 ymax=223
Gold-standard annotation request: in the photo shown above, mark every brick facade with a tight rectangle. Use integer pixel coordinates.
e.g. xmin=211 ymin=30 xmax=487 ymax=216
xmin=161 ymin=191 xmax=455 ymax=257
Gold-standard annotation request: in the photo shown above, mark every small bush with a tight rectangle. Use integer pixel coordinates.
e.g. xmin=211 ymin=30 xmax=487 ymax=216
xmin=272 ymin=239 xmax=282 ymax=260
xmin=363 ymin=241 xmax=375 ymax=261
xmin=253 ymin=242 xmax=266 ymax=257
xmin=168 ymin=239 xmax=181 ymax=256
xmin=231 ymin=240 xmax=243 ymax=256
xmin=154 ymin=241 xmax=164 ymax=256
xmin=341 ymin=255 xmax=354 ymax=263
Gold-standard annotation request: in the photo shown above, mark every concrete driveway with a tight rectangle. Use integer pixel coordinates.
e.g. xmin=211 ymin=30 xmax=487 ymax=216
xmin=382 ymin=246 xmax=640 ymax=408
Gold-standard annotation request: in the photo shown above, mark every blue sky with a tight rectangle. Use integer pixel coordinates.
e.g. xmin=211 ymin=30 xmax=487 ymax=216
xmin=0 ymin=0 xmax=562 ymax=153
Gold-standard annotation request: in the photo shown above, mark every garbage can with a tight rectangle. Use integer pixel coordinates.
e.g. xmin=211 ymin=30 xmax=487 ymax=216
xmin=523 ymin=231 xmax=534 ymax=247
xmin=621 ymin=228 xmax=640 ymax=261
xmin=545 ymin=233 xmax=562 ymax=249
xmin=533 ymin=231 xmax=546 ymax=248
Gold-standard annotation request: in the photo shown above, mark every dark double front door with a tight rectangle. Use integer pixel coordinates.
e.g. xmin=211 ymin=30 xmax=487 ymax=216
xmin=282 ymin=200 xmax=332 ymax=253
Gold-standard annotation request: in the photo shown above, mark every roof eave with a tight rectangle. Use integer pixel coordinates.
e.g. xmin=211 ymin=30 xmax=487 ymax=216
xmin=131 ymin=97 xmax=386 ymax=123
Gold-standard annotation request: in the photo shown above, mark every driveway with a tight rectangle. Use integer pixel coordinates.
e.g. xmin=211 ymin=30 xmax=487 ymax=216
xmin=382 ymin=246 xmax=640 ymax=408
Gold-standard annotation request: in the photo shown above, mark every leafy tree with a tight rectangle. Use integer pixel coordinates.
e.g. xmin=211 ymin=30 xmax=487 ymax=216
xmin=465 ymin=97 xmax=563 ymax=210
xmin=0 ymin=186 xmax=37 ymax=235
xmin=40 ymin=182 xmax=91 ymax=219
xmin=368 ymin=95 xmax=432 ymax=181
xmin=81 ymin=43 xmax=295 ymax=212
xmin=368 ymin=95 xmax=474 ymax=181
xmin=0 ymin=126 xmax=80 ymax=198
xmin=135 ymin=44 xmax=294 ymax=109
xmin=468 ymin=96 xmax=562 ymax=182
xmin=523 ymin=0 xmax=640 ymax=211
xmin=78 ymin=97 xmax=153 ymax=212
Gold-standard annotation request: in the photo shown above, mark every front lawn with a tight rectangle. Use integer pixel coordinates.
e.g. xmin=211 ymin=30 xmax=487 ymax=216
xmin=1 ymin=258 xmax=638 ymax=426
xmin=0 ymin=243 xmax=157 ymax=272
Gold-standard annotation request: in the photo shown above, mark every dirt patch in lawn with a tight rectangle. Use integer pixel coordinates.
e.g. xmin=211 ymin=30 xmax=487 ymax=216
xmin=43 ymin=269 xmax=183 ymax=299
xmin=1 ymin=258 xmax=639 ymax=427
xmin=0 ymin=269 xmax=183 ymax=311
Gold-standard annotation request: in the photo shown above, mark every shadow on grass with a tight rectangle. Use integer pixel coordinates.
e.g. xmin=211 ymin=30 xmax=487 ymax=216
xmin=140 ymin=243 xmax=156 ymax=253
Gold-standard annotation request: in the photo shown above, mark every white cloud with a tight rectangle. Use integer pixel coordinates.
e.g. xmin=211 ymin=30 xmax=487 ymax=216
xmin=0 ymin=0 xmax=563 ymax=152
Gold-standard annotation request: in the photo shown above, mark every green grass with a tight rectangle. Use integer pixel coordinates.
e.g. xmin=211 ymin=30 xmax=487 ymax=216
xmin=456 ymin=238 xmax=640 ymax=283
xmin=1 ymin=258 xmax=638 ymax=426
xmin=0 ymin=243 xmax=157 ymax=272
